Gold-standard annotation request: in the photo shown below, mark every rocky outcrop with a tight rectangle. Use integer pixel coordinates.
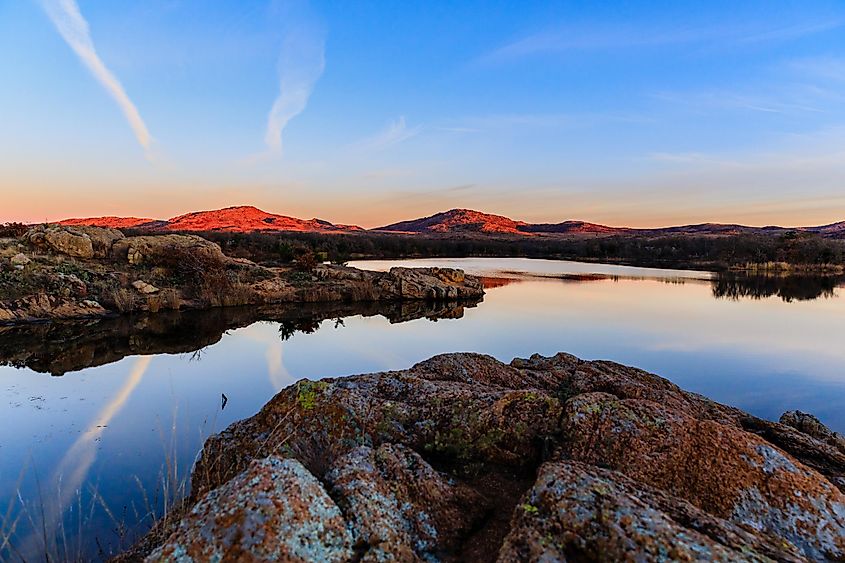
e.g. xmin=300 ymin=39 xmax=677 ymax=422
xmin=781 ymin=410 xmax=845 ymax=454
xmin=0 ymin=294 xmax=107 ymax=324
xmin=130 ymin=353 xmax=845 ymax=562
xmin=111 ymin=234 xmax=226 ymax=265
xmin=25 ymin=225 xmax=124 ymax=259
xmin=381 ymin=267 xmax=479 ymax=299
xmin=1 ymin=227 xmax=484 ymax=325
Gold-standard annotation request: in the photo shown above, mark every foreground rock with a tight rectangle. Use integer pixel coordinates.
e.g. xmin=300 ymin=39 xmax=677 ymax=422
xmin=148 ymin=457 xmax=354 ymax=561
xmin=0 ymin=225 xmax=483 ymax=324
xmin=126 ymin=353 xmax=845 ymax=562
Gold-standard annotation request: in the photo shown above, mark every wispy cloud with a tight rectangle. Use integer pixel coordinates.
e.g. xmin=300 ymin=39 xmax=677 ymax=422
xmin=40 ymin=0 xmax=153 ymax=156
xmin=652 ymin=89 xmax=826 ymax=115
xmin=478 ymin=19 xmax=844 ymax=65
xmin=351 ymin=116 xmax=422 ymax=152
xmin=439 ymin=112 xmax=647 ymax=132
xmin=263 ymin=20 xmax=325 ymax=155
xmin=788 ymin=56 xmax=845 ymax=82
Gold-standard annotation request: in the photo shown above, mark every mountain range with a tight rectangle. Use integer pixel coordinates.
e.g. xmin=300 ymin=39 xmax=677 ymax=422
xmin=57 ymin=205 xmax=845 ymax=238
xmin=59 ymin=206 xmax=362 ymax=233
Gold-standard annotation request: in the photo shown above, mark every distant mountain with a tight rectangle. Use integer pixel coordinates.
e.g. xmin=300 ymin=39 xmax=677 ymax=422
xmin=57 ymin=205 xmax=845 ymax=238
xmin=58 ymin=216 xmax=162 ymax=229
xmin=804 ymin=221 xmax=845 ymax=237
xmin=376 ymin=209 xmax=528 ymax=234
xmin=59 ymin=206 xmax=362 ymax=233
xmin=377 ymin=209 xmax=625 ymax=235
xmin=520 ymin=220 xmax=626 ymax=235
xmin=377 ymin=208 xmax=845 ymax=238
xmin=162 ymin=206 xmax=362 ymax=233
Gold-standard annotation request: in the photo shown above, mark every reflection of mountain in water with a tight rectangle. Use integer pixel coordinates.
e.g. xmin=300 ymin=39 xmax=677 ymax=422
xmin=0 ymin=299 xmax=481 ymax=376
xmin=712 ymin=273 xmax=844 ymax=303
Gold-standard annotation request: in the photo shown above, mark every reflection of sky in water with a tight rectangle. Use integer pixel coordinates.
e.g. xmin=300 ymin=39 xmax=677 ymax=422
xmin=1 ymin=258 xmax=844 ymax=559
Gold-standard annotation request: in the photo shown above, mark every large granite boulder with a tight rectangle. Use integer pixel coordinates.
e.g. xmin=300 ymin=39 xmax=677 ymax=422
xmin=380 ymin=267 xmax=482 ymax=300
xmin=134 ymin=352 xmax=845 ymax=562
xmin=25 ymin=225 xmax=124 ymax=259
xmin=112 ymin=235 xmax=226 ymax=266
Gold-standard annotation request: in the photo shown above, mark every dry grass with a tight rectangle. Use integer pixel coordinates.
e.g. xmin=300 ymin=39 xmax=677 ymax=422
xmin=201 ymin=280 xmax=258 ymax=308
xmin=0 ymin=410 xmax=224 ymax=562
xmin=105 ymin=287 xmax=135 ymax=313
xmin=146 ymin=289 xmax=181 ymax=313
xmin=159 ymin=289 xmax=180 ymax=310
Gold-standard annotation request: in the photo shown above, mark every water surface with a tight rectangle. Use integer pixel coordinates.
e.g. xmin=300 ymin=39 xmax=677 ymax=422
xmin=1 ymin=258 xmax=843 ymax=560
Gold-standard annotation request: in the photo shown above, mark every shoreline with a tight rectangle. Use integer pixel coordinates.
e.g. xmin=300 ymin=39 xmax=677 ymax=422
xmin=0 ymin=225 xmax=484 ymax=326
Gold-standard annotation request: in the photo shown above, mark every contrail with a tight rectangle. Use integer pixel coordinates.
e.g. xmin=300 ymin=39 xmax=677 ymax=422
xmin=40 ymin=0 xmax=153 ymax=154
xmin=264 ymin=26 xmax=325 ymax=154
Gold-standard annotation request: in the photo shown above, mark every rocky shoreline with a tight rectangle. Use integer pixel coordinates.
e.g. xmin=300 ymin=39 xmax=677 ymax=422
xmin=119 ymin=352 xmax=845 ymax=562
xmin=0 ymin=225 xmax=483 ymax=325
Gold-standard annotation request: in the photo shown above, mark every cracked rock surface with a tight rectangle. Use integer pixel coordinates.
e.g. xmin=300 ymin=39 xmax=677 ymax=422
xmin=129 ymin=352 xmax=845 ymax=562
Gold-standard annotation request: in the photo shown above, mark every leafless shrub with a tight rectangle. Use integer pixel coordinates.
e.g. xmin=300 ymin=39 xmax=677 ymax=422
xmin=293 ymin=250 xmax=318 ymax=272
xmin=159 ymin=289 xmax=180 ymax=310
xmin=150 ymin=245 xmax=245 ymax=306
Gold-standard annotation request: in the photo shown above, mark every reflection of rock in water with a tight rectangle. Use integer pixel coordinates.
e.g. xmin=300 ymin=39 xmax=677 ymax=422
xmin=712 ymin=272 xmax=844 ymax=302
xmin=0 ymin=298 xmax=482 ymax=376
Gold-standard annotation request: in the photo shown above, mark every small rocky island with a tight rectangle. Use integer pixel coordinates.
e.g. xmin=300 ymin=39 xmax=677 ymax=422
xmin=119 ymin=352 xmax=844 ymax=562
xmin=0 ymin=225 xmax=483 ymax=324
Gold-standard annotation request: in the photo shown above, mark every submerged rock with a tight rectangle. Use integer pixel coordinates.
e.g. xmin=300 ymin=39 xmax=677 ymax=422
xmin=133 ymin=353 xmax=845 ymax=562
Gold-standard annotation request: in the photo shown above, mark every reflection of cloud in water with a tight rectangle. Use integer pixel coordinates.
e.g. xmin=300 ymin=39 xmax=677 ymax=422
xmin=23 ymin=356 xmax=152 ymax=554
xmin=238 ymin=323 xmax=293 ymax=391
xmin=265 ymin=339 xmax=290 ymax=392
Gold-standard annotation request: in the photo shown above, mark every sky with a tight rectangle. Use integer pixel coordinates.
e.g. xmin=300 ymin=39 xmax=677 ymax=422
xmin=1 ymin=0 xmax=845 ymax=228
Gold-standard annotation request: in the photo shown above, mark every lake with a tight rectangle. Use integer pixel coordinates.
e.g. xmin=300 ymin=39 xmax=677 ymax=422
xmin=1 ymin=258 xmax=844 ymax=560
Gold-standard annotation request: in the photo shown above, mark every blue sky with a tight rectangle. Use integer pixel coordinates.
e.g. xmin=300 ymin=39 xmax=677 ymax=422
xmin=1 ymin=0 xmax=845 ymax=227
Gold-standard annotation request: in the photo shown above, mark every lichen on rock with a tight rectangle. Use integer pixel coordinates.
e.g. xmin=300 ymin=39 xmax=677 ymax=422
xmin=147 ymin=457 xmax=354 ymax=562
xmin=134 ymin=352 xmax=845 ymax=562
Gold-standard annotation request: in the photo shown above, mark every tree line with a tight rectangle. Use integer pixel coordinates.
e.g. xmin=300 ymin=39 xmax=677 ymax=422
xmin=135 ymin=229 xmax=845 ymax=271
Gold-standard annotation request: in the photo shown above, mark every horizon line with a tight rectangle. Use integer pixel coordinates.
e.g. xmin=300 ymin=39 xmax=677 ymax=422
xmin=6 ymin=203 xmax=843 ymax=232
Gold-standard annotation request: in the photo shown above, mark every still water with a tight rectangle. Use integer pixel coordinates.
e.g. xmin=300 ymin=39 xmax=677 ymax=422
xmin=1 ymin=258 xmax=844 ymax=560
